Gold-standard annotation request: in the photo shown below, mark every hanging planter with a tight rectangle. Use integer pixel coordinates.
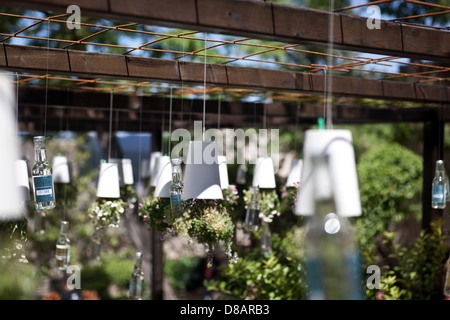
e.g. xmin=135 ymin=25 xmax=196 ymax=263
xmin=87 ymin=198 xmax=126 ymax=229
xmin=243 ymin=188 xmax=280 ymax=226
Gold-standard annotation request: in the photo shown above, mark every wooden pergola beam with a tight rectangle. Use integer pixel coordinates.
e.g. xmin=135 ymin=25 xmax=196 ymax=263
xmin=1 ymin=0 xmax=449 ymax=62
xmin=16 ymin=87 xmax=449 ymax=133
xmin=2 ymin=44 xmax=449 ymax=104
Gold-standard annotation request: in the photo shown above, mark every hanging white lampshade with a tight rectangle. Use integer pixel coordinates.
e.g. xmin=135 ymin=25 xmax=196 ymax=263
xmin=53 ymin=155 xmax=71 ymax=184
xmin=122 ymin=158 xmax=134 ymax=185
xmin=295 ymin=129 xmax=361 ymax=217
xmin=182 ymin=141 xmax=223 ymax=200
xmin=286 ymin=159 xmax=303 ymax=187
xmin=108 ymin=158 xmax=134 ymax=187
xmin=15 ymin=160 xmax=31 ymax=202
xmin=218 ymin=155 xmax=229 ymax=189
xmin=150 ymin=152 xmax=162 ymax=187
xmin=0 ymin=75 xmax=21 ymax=221
xmin=96 ymin=162 xmax=120 ymax=198
xmin=252 ymin=156 xmax=276 ymax=189
xmin=154 ymin=155 xmax=171 ymax=198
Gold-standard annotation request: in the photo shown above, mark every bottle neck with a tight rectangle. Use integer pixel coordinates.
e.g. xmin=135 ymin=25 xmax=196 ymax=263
xmin=135 ymin=256 xmax=143 ymax=271
xmin=60 ymin=222 xmax=69 ymax=236
xmin=171 ymin=165 xmax=182 ymax=183
xmin=34 ymin=148 xmax=48 ymax=162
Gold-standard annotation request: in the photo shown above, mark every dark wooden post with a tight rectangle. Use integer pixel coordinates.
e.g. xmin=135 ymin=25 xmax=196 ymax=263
xmin=422 ymin=108 xmax=444 ymax=230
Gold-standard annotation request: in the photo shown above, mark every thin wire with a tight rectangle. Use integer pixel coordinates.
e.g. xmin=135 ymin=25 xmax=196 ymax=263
xmin=168 ymin=87 xmax=173 ymax=158
xmin=217 ymin=91 xmax=221 ymax=131
xmin=202 ymin=32 xmax=207 ymax=140
xmin=44 ymin=19 xmax=50 ymax=137
xmin=15 ymin=72 xmax=19 ymax=135
xmin=326 ymin=0 xmax=334 ymax=129
xmin=108 ymin=89 xmax=113 ymax=162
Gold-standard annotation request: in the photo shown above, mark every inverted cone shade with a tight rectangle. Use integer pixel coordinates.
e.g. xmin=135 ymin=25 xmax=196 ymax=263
xmin=218 ymin=156 xmax=229 ymax=189
xmin=150 ymin=152 xmax=162 ymax=187
xmin=154 ymin=156 xmax=171 ymax=198
xmin=108 ymin=158 xmax=134 ymax=187
xmin=182 ymin=141 xmax=223 ymax=200
xmin=295 ymin=129 xmax=361 ymax=217
xmin=122 ymin=158 xmax=134 ymax=185
xmin=15 ymin=160 xmax=30 ymax=202
xmin=0 ymin=75 xmax=21 ymax=220
xmin=96 ymin=162 xmax=120 ymax=198
xmin=53 ymin=155 xmax=71 ymax=184
xmin=286 ymin=159 xmax=303 ymax=187
xmin=252 ymin=157 xmax=276 ymax=189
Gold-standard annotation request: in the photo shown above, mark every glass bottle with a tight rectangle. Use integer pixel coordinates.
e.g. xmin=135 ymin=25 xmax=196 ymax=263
xmin=305 ymin=155 xmax=364 ymax=300
xmin=169 ymin=157 xmax=183 ymax=216
xmin=432 ymin=160 xmax=447 ymax=209
xmin=129 ymin=252 xmax=144 ymax=300
xmin=244 ymin=186 xmax=260 ymax=232
xmin=32 ymin=136 xmax=55 ymax=211
xmin=260 ymin=221 xmax=272 ymax=255
xmin=444 ymin=254 xmax=450 ymax=298
xmin=55 ymin=220 xmax=71 ymax=270
xmin=236 ymin=163 xmax=248 ymax=185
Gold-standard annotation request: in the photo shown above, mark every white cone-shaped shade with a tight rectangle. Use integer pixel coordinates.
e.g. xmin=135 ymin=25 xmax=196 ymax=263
xmin=122 ymin=158 xmax=134 ymax=185
xmin=150 ymin=152 xmax=162 ymax=187
xmin=154 ymin=156 xmax=171 ymax=198
xmin=286 ymin=159 xmax=303 ymax=187
xmin=53 ymin=155 xmax=71 ymax=184
xmin=182 ymin=141 xmax=223 ymax=200
xmin=15 ymin=160 xmax=30 ymax=202
xmin=295 ymin=129 xmax=361 ymax=217
xmin=108 ymin=158 xmax=134 ymax=187
xmin=218 ymin=156 xmax=229 ymax=189
xmin=252 ymin=157 xmax=276 ymax=189
xmin=96 ymin=162 xmax=120 ymax=198
xmin=0 ymin=75 xmax=21 ymax=220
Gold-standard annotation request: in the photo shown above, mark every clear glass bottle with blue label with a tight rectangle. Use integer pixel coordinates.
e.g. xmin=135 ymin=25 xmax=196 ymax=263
xmin=432 ymin=160 xmax=447 ymax=209
xmin=169 ymin=157 xmax=183 ymax=217
xmin=32 ymin=136 xmax=55 ymax=210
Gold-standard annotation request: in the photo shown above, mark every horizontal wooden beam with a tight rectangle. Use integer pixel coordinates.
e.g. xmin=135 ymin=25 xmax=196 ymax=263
xmin=1 ymin=0 xmax=449 ymax=62
xmin=2 ymin=44 xmax=449 ymax=104
xmin=16 ymin=87 xmax=449 ymax=133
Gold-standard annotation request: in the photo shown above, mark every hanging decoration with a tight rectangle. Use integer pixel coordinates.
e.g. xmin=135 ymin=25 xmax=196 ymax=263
xmin=295 ymin=128 xmax=361 ymax=217
xmin=0 ymin=75 xmax=22 ymax=221
xmin=52 ymin=154 xmax=71 ymax=184
xmin=32 ymin=136 xmax=56 ymax=212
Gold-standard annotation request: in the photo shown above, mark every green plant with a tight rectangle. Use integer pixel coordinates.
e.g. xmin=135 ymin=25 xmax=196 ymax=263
xmin=208 ymin=230 xmax=308 ymax=300
xmin=356 ymin=142 xmax=423 ymax=251
xmin=365 ymin=220 xmax=449 ymax=300
xmin=87 ymin=198 xmax=126 ymax=230
xmin=243 ymin=188 xmax=280 ymax=223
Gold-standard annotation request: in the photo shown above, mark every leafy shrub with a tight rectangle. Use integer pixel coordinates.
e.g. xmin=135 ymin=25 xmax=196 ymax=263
xmin=356 ymin=142 xmax=423 ymax=251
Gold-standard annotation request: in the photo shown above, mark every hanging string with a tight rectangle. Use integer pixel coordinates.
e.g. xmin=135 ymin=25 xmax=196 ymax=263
xmin=294 ymin=101 xmax=301 ymax=154
xmin=15 ymin=72 xmax=19 ymax=136
xmin=202 ymin=32 xmax=208 ymax=141
xmin=137 ymin=89 xmax=143 ymax=188
xmin=263 ymin=104 xmax=267 ymax=130
xmin=325 ymin=0 xmax=335 ymax=129
xmin=44 ymin=19 xmax=50 ymax=137
xmin=161 ymin=95 xmax=165 ymax=155
xmin=168 ymin=87 xmax=173 ymax=158
xmin=108 ymin=89 xmax=114 ymax=162
xmin=217 ymin=91 xmax=221 ymax=131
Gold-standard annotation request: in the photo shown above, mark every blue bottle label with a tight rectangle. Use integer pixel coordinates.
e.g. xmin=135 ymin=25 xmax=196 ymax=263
xmin=33 ymin=175 xmax=54 ymax=202
xmin=170 ymin=194 xmax=181 ymax=206
xmin=432 ymin=185 xmax=445 ymax=203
